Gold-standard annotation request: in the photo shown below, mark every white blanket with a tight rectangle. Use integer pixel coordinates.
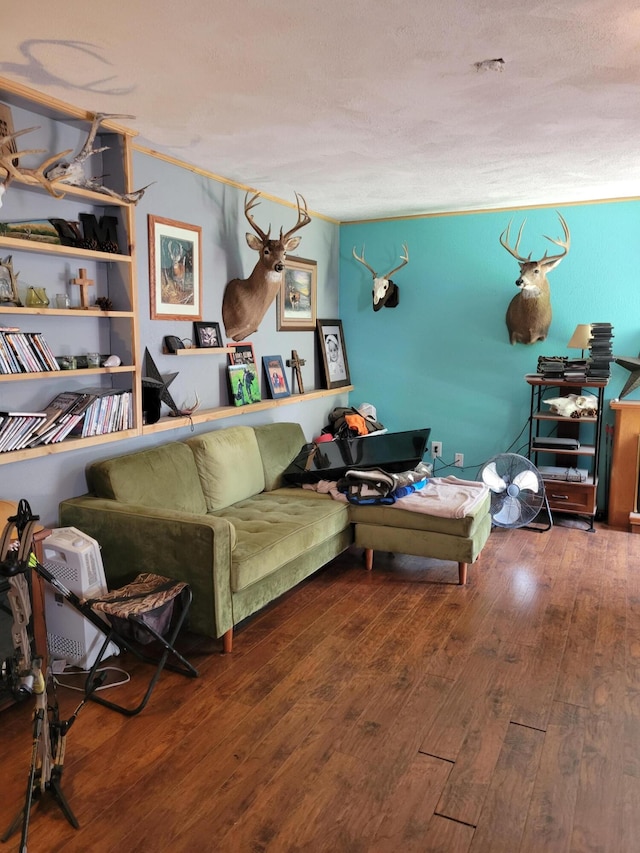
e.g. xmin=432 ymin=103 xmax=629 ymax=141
xmin=304 ymin=475 xmax=489 ymax=519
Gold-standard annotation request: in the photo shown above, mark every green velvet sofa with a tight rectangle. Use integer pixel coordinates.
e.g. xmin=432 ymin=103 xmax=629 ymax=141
xmin=59 ymin=422 xmax=352 ymax=652
xmin=59 ymin=421 xmax=492 ymax=652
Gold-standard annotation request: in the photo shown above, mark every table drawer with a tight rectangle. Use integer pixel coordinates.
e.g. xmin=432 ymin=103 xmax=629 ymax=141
xmin=544 ymin=480 xmax=596 ymax=514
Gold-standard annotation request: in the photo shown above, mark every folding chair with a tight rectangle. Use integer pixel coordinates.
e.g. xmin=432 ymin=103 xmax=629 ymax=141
xmin=85 ymin=572 xmax=198 ymax=716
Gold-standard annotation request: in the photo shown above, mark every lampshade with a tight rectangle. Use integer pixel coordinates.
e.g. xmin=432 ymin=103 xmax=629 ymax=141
xmin=567 ymin=324 xmax=593 ymax=351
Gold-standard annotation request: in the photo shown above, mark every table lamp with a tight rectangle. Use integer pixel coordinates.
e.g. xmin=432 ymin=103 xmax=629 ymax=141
xmin=567 ymin=323 xmax=592 ymax=358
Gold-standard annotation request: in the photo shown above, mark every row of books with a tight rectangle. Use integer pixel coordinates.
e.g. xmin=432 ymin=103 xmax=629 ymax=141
xmin=0 ymin=388 xmax=133 ymax=453
xmin=0 ymin=329 xmax=60 ymax=374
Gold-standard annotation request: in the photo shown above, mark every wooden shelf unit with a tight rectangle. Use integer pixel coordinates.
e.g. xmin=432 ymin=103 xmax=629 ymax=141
xmin=526 ymin=374 xmax=608 ymax=530
xmin=143 ymin=386 xmax=355 ymax=434
xmin=0 ymin=76 xmax=141 ymax=464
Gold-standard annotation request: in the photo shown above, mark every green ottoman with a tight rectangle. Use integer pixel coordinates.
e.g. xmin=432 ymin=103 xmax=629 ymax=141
xmin=349 ymin=490 xmax=491 ymax=584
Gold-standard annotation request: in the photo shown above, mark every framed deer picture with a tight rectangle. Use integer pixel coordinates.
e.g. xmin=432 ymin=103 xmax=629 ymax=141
xmin=277 ymin=256 xmax=317 ymax=331
xmin=148 ymin=215 xmax=202 ymax=320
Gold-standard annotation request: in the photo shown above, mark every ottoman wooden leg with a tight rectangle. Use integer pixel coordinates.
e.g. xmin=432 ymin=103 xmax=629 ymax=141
xmin=458 ymin=562 xmax=468 ymax=585
xmin=364 ymin=549 xmax=373 ymax=571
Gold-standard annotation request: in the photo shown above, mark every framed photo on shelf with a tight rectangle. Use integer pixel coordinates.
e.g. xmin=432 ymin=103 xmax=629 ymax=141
xmin=277 ymin=256 xmax=317 ymax=331
xmin=227 ymin=341 xmax=257 ymax=367
xmin=262 ymin=355 xmax=290 ymax=399
xmin=228 ymin=362 xmax=261 ymax=406
xmin=317 ymin=318 xmax=351 ymax=389
xmin=193 ymin=321 xmax=222 ymax=348
xmin=148 ymin=215 xmax=202 ymax=320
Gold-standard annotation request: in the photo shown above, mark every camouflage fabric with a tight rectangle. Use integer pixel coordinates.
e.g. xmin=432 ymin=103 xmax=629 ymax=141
xmin=88 ymin=572 xmax=186 ymax=620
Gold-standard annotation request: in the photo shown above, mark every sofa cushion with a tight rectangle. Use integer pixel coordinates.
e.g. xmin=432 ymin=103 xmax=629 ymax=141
xmin=186 ymin=426 xmax=265 ymax=511
xmin=253 ymin=422 xmax=306 ymax=491
xmin=87 ymin=442 xmax=208 ymax=514
xmin=212 ymin=491 xmax=349 ymax=591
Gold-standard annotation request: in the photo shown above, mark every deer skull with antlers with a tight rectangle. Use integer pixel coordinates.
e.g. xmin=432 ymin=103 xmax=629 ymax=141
xmin=500 ymin=212 xmax=570 ymax=345
xmin=352 ymin=244 xmax=408 ymax=310
xmin=222 ymin=191 xmax=311 ymax=341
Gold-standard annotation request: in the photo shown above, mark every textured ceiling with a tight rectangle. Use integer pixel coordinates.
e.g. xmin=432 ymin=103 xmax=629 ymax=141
xmin=3 ymin=0 xmax=640 ymax=221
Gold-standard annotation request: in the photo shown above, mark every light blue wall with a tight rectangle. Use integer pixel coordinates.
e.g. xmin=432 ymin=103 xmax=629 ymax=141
xmin=0 ymin=146 xmax=345 ymax=526
xmin=340 ymin=202 xmax=640 ymax=502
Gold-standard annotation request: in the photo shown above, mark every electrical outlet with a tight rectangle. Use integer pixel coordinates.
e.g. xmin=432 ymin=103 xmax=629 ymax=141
xmin=455 ymin=452 xmax=464 ymax=467
xmin=431 ymin=440 xmax=442 ymax=458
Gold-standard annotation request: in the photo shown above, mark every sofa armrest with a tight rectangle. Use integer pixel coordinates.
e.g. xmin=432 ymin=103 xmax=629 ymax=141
xmin=59 ymin=496 xmax=234 ymax=639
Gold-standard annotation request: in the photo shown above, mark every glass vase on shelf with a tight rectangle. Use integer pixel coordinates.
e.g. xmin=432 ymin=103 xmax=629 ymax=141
xmin=25 ymin=287 xmax=50 ymax=307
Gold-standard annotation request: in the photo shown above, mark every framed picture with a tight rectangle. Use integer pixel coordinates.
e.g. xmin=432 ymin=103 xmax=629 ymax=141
xmin=317 ymin=319 xmax=351 ymax=389
xmin=227 ymin=341 xmax=257 ymax=367
xmin=148 ymin=215 xmax=202 ymax=320
xmin=228 ymin=362 xmax=261 ymax=406
xmin=0 ymin=256 xmax=21 ymax=305
xmin=277 ymin=256 xmax=317 ymax=331
xmin=193 ymin=321 xmax=222 ymax=348
xmin=262 ymin=355 xmax=290 ymax=399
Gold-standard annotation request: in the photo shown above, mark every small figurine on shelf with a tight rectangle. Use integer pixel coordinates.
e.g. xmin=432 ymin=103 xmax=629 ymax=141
xmin=286 ymin=349 xmax=306 ymax=394
xmin=0 ymin=256 xmax=21 ymax=305
xmin=70 ymin=268 xmax=94 ymax=310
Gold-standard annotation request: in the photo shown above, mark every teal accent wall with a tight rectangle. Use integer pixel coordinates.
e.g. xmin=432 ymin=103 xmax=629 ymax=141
xmin=340 ymin=201 xmax=640 ymax=498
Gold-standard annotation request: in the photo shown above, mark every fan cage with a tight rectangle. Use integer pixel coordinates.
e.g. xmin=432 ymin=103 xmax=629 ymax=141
xmin=480 ymin=453 xmax=545 ymax=528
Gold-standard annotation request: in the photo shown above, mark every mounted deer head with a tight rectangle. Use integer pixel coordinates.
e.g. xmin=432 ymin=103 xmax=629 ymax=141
xmin=222 ymin=191 xmax=311 ymax=341
xmin=500 ymin=212 xmax=570 ymax=345
xmin=352 ymin=243 xmax=408 ymax=311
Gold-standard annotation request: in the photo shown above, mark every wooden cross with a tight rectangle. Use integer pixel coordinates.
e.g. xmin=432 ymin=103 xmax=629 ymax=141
xmin=71 ymin=267 xmax=94 ymax=309
xmin=286 ymin=349 xmax=306 ymax=394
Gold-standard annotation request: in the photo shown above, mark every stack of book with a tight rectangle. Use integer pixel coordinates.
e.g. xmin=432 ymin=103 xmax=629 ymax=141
xmin=587 ymin=323 xmax=614 ymax=379
xmin=77 ymin=388 xmax=133 ymax=437
xmin=0 ymin=388 xmax=134 ymax=452
xmin=0 ymin=410 xmax=48 ymax=452
xmin=29 ymin=391 xmax=99 ymax=446
xmin=0 ymin=326 xmax=60 ymax=374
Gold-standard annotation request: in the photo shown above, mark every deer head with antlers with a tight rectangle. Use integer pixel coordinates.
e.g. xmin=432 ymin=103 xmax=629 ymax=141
xmin=222 ymin=192 xmax=311 ymax=341
xmin=500 ymin=212 xmax=570 ymax=345
xmin=352 ymin=244 xmax=408 ymax=310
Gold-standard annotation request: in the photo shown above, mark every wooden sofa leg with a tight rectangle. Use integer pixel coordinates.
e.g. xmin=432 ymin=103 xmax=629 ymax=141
xmin=458 ymin=562 xmax=468 ymax=585
xmin=223 ymin=629 xmax=233 ymax=653
xmin=364 ymin=549 xmax=373 ymax=571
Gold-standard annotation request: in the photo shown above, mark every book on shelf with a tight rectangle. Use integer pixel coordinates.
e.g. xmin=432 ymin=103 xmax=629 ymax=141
xmin=23 ymin=391 xmax=93 ymax=447
xmin=0 ymin=330 xmax=60 ymax=374
xmin=0 ymin=411 xmax=48 ymax=453
xmin=40 ymin=392 xmax=98 ymax=444
xmin=72 ymin=387 xmax=133 ymax=437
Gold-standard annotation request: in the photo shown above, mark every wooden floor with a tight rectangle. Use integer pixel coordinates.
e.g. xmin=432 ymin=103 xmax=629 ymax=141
xmin=1 ymin=520 xmax=640 ymax=852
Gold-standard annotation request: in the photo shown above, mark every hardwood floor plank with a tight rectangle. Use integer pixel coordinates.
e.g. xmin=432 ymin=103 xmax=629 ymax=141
xmin=419 ymin=635 xmax=504 ymax=762
xmin=623 ymin=770 xmax=640 ymax=853
xmin=553 ymin=534 xmax=606 ymax=708
xmin=369 ymin=754 xmax=453 ymax=852
xmin=509 ymin=601 xmax=571 ymax=731
xmin=469 ymin=723 xmax=544 ymax=853
xmin=519 ymin=700 xmax=588 ymax=853
xmin=434 ymin=642 xmax=525 ymax=826
xmin=420 ymin=814 xmax=475 ymax=852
